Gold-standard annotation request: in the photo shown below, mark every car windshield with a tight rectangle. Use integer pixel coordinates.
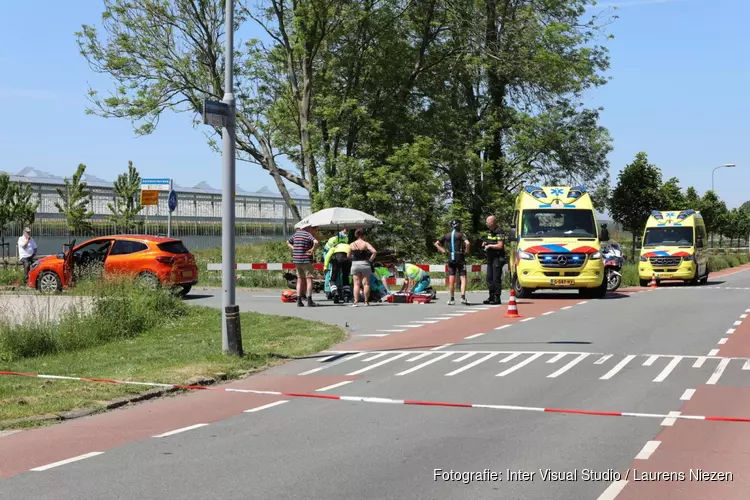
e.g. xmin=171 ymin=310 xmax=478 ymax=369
xmin=643 ymin=227 xmax=693 ymax=247
xmin=520 ymin=209 xmax=596 ymax=238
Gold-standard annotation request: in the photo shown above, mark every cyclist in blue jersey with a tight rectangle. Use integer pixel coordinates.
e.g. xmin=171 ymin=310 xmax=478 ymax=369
xmin=434 ymin=220 xmax=470 ymax=305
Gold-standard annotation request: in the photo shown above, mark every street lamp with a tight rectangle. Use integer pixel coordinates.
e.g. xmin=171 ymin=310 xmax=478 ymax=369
xmin=712 ymin=163 xmax=737 ymax=192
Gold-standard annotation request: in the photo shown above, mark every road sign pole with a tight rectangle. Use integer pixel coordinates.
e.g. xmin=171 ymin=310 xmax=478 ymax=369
xmin=222 ymin=0 xmax=240 ymax=356
xmin=167 ymin=179 xmax=172 ymax=238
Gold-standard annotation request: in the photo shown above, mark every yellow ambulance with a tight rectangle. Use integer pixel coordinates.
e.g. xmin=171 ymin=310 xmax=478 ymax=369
xmin=508 ymin=186 xmax=608 ymax=299
xmin=638 ymin=210 xmax=708 ymax=286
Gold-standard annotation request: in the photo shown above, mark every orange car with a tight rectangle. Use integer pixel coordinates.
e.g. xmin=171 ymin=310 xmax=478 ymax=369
xmin=27 ymin=235 xmax=199 ymax=295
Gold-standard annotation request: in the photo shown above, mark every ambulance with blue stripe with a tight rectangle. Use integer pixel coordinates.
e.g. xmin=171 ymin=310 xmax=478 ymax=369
xmin=508 ymin=186 xmax=608 ymax=298
xmin=637 ymin=210 xmax=708 ymax=286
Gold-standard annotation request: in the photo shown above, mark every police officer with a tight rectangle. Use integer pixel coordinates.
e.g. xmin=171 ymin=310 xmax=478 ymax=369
xmin=482 ymin=215 xmax=506 ymax=304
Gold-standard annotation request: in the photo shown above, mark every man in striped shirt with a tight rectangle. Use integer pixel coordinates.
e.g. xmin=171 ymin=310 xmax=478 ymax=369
xmin=287 ymin=225 xmax=319 ymax=306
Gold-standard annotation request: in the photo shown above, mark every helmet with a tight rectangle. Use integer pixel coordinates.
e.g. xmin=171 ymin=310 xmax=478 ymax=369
xmin=449 ymin=219 xmax=461 ymax=229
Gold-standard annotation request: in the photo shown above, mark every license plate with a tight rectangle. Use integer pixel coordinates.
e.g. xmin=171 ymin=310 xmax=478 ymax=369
xmin=658 ymin=274 xmax=672 ymax=279
xmin=182 ymin=271 xmax=193 ymax=278
xmin=551 ymin=279 xmax=575 ymax=286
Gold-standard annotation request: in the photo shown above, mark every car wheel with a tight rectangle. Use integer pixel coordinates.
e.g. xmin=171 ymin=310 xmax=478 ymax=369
xmin=512 ymin=275 xmax=531 ymax=298
xmin=137 ymin=272 xmax=160 ymax=291
xmin=37 ymin=271 xmax=62 ymax=293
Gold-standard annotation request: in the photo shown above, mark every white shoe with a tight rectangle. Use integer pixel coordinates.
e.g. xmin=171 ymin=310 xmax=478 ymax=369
xmin=447 ymin=298 xmax=455 ymax=305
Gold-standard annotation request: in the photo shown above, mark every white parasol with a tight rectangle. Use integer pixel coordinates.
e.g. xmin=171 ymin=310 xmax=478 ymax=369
xmin=294 ymin=207 xmax=383 ymax=231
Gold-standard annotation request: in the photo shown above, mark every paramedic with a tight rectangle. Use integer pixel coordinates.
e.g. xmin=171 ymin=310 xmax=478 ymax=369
xmin=403 ymin=263 xmax=431 ymax=293
xmin=324 ymin=241 xmax=352 ymax=302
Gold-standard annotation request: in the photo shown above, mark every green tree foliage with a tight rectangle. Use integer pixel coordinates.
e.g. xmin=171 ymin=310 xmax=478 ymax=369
xmin=609 ymin=152 xmax=663 ymax=255
xmin=725 ymin=208 xmax=750 ymax=247
xmin=0 ymin=174 xmax=39 ymax=246
xmin=659 ymin=177 xmax=685 ymax=209
xmin=108 ymin=161 xmax=143 ymax=232
xmin=76 ymin=0 xmax=618 ymax=247
xmin=684 ymin=186 xmax=701 ymax=209
xmin=55 ymin=164 xmax=94 ymax=239
xmin=699 ymin=190 xmax=728 ymax=247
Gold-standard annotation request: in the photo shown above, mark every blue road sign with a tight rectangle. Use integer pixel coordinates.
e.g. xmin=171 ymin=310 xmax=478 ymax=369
xmin=168 ymin=189 xmax=178 ymax=212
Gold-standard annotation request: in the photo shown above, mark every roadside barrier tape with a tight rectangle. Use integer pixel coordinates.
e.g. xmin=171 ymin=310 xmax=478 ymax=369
xmin=2 ymin=371 xmax=750 ymax=423
xmin=206 ymin=263 xmax=490 ymax=273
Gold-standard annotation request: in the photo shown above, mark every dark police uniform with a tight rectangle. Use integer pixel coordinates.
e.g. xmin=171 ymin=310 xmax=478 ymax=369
xmin=484 ymin=226 xmax=506 ymax=304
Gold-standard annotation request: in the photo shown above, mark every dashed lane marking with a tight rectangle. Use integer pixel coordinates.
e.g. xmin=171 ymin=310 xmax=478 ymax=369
xmin=431 ymin=343 xmax=454 ymax=350
xmin=680 ymin=389 xmax=695 ymax=400
xmin=315 ymin=381 xmax=353 ymax=392
xmin=376 ymin=329 xmax=406 ymax=333
xmin=635 ymin=440 xmax=660 ymax=460
xmin=598 ymin=480 xmax=628 ymax=500
xmin=708 ymin=349 xmax=719 ymax=356
xmin=30 ymin=452 xmax=105 ymax=472
xmin=744 ymin=360 xmax=750 ymax=371
xmin=152 ymin=424 xmax=209 ymax=438
xmin=727 ymin=328 xmax=736 ymax=335
xmin=495 ymin=325 xmax=511 ymax=331
xmin=244 ymin=400 xmax=290 ymax=411
xmin=706 ymin=358 xmax=730 ymax=385
xmin=465 ymin=333 xmax=485 ymax=339
xmin=411 ymin=320 xmax=439 ymax=324
xmin=393 ymin=324 xmax=423 ymax=329
xmin=719 ymin=338 xmax=728 ymax=345
xmin=661 ymin=411 xmax=681 ymax=426
xmin=362 ymin=334 xmax=390 ymax=337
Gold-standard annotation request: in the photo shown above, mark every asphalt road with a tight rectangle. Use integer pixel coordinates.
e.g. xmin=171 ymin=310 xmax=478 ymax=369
xmin=3 ymin=265 xmax=750 ymax=499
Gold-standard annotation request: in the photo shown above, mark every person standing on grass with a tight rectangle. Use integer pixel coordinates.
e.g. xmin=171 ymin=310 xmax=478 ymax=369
xmin=348 ymin=228 xmax=377 ymax=306
xmin=482 ymin=215 xmax=506 ymax=305
xmin=18 ymin=227 xmax=38 ymax=285
xmin=435 ymin=220 xmax=470 ymax=305
xmin=287 ymin=224 xmax=319 ymax=307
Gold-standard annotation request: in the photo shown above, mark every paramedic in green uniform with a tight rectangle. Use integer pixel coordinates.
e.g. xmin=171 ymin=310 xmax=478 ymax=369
xmin=403 ymin=263 xmax=431 ymax=293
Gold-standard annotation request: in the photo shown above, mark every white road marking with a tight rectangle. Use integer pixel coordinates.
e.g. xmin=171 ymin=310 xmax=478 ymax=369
xmin=431 ymin=343 xmax=454 ymax=350
xmin=346 ymin=353 xmax=409 ymax=375
xmin=600 ymin=355 xmax=636 ymax=380
xmin=396 ymin=353 xmax=454 ymax=376
xmin=363 ymin=352 xmax=388 ymax=362
xmin=152 ymin=424 xmax=209 ymax=438
xmin=727 ymin=328 xmax=736 ymax=335
xmin=653 ymin=356 xmax=683 ymax=382
xmin=542 ymin=311 xmax=555 ymax=316
xmin=597 ymin=480 xmax=628 ymax=500
xmin=426 ymin=317 xmax=449 ymax=320
xmin=315 ymin=381 xmax=352 ymax=392
xmin=561 ymin=306 xmax=573 ymax=310
xmin=707 ymin=349 xmax=719 ymax=356
xmin=577 ymin=301 xmax=589 ymax=305
xmin=520 ymin=317 xmax=534 ymax=322
xmin=453 ymin=353 xmax=476 ymax=363
xmin=594 ymin=354 xmax=612 ymax=365
xmin=743 ymin=360 xmax=750 ymax=371
xmin=244 ymin=400 xmax=290 ymax=411
xmin=361 ymin=334 xmax=389 ymax=337
xmin=318 ymin=355 xmax=336 ymax=362
xmin=298 ymin=352 xmax=367 ymax=375
xmin=547 ymin=353 xmax=568 ymax=364
xmin=635 ymin=440 xmax=660 ymax=460
xmin=411 ymin=320 xmax=439 ymax=324
xmin=393 ymin=324 xmax=423 ymax=328
xmin=376 ymin=329 xmax=405 ymax=333
xmin=407 ymin=352 xmax=433 ymax=362
xmin=464 ymin=310 xmax=480 ymax=313
xmin=680 ymin=389 xmax=695 ymax=401
xmin=547 ymin=353 xmax=588 ymax=378
xmin=661 ymin=411 xmax=681 ymax=426
xmin=445 ymin=353 xmax=500 ymax=376
xmin=718 ymin=338 xmax=728 ymax=345
xmin=494 ymin=325 xmax=511 ymax=330
xmin=30 ymin=452 xmax=105 ymax=471
xmin=706 ymin=358 xmax=730 ymax=385
xmin=692 ymin=357 xmax=706 ymax=368
xmin=441 ymin=313 xmax=467 ymax=317
xmin=643 ymin=355 xmax=659 ymax=366
xmin=734 ymin=321 xmax=742 ymax=326
xmin=499 ymin=353 xmax=522 ymax=363
xmin=465 ymin=333 xmax=485 ymax=339
xmin=741 ymin=314 xmax=748 ymax=319
xmin=497 ymin=353 xmax=544 ymax=377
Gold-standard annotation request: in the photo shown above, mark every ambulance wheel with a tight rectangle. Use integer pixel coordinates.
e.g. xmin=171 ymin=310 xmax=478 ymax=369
xmin=639 ymin=279 xmax=649 ymax=287
xmin=512 ymin=275 xmax=531 ymax=298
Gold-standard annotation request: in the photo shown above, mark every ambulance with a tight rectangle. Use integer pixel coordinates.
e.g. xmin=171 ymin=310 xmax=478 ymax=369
xmin=638 ymin=210 xmax=708 ymax=286
xmin=508 ymin=186 xmax=608 ymax=298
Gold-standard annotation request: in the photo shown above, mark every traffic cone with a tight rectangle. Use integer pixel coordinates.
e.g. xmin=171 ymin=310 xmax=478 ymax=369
xmin=505 ymin=288 xmax=521 ymax=318
xmin=650 ymin=273 xmax=658 ymax=288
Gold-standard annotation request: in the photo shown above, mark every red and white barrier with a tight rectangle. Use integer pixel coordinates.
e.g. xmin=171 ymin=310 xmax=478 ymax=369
xmin=1 ymin=370 xmax=747 ymax=423
xmin=205 ymin=263 xmax=488 ymax=272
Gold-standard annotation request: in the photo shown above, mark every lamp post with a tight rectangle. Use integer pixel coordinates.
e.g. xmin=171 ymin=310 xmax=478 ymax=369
xmin=711 ymin=163 xmax=736 ymax=192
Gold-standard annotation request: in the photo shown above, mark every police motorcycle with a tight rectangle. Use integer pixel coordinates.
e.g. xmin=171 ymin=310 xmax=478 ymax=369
xmin=601 ymin=240 xmax=625 ymax=292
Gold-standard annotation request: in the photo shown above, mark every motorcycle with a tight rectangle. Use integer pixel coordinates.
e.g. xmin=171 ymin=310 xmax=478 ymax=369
xmin=601 ymin=241 xmax=625 ymax=292
xmin=283 ymin=271 xmax=325 ymax=294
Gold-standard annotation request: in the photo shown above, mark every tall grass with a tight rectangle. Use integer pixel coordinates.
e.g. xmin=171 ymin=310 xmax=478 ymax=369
xmin=0 ymin=279 xmax=187 ymax=362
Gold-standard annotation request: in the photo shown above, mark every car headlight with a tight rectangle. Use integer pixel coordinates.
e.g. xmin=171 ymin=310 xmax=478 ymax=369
xmin=590 ymin=251 xmax=601 ymax=260
xmin=682 ymin=255 xmax=693 ymax=261
xmin=518 ymin=251 xmax=535 ymax=260
xmin=640 ymin=256 xmax=647 ymax=262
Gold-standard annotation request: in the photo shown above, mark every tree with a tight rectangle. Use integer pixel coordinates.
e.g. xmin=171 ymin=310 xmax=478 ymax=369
xmin=684 ymin=186 xmax=701 ymax=209
xmin=725 ymin=208 xmax=750 ymax=248
xmin=0 ymin=175 xmax=39 ymax=251
xmin=55 ymin=164 xmax=94 ymax=239
xmin=609 ymin=152 xmax=663 ymax=255
xmin=659 ymin=177 xmax=685 ymax=210
xmin=699 ymin=190 xmax=728 ymax=248
xmin=741 ymin=200 xmax=750 ymax=212
xmin=0 ymin=174 xmax=16 ymax=250
xmin=108 ymin=161 xmax=143 ymax=232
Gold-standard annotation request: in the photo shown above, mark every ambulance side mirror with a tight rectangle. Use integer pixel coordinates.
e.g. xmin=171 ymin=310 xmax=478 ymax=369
xmin=508 ymin=226 xmax=516 ymax=240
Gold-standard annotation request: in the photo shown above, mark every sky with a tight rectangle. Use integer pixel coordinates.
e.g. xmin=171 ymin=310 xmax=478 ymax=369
xmin=0 ymin=0 xmax=747 ymax=208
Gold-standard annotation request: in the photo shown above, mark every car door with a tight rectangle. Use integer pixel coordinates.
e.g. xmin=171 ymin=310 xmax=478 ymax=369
xmin=72 ymin=238 xmax=113 ymax=282
xmin=104 ymin=239 xmax=149 ymax=279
